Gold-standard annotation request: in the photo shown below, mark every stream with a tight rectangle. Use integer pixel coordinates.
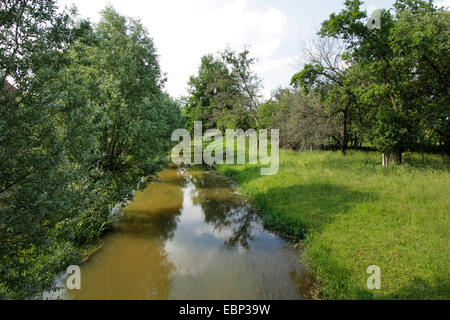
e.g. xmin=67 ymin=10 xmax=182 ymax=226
xmin=62 ymin=167 xmax=310 ymax=299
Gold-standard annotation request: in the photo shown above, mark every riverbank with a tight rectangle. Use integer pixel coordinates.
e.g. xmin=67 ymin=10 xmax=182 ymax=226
xmin=77 ymin=239 xmax=104 ymax=263
xmin=217 ymin=150 xmax=449 ymax=299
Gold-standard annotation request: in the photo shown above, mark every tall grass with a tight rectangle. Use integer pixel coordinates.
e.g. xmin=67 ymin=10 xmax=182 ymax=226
xmin=217 ymin=150 xmax=449 ymax=299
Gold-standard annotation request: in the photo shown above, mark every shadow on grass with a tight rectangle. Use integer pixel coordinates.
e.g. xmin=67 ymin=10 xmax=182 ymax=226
xmin=305 ymin=246 xmax=450 ymax=300
xmin=222 ymin=166 xmax=378 ymax=239
xmin=221 ymin=165 xmax=383 ymax=299
xmin=380 ymin=277 xmax=450 ymax=300
xmin=220 ymin=159 xmax=446 ymax=300
xmin=262 ymin=183 xmax=376 ymax=237
xmin=403 ymin=152 xmax=450 ymax=171
xmin=350 ymin=276 xmax=450 ymax=300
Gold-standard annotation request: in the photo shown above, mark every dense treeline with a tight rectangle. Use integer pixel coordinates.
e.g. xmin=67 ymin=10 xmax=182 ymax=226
xmin=258 ymin=88 xmax=341 ymax=151
xmin=0 ymin=1 xmax=183 ymax=298
xmin=184 ymin=0 xmax=449 ymax=165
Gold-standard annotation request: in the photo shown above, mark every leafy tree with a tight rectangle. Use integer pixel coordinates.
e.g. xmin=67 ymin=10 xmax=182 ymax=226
xmin=390 ymin=2 xmax=450 ymax=153
xmin=319 ymin=0 xmax=449 ymax=164
xmin=0 ymin=3 xmax=182 ymax=298
xmin=291 ymin=36 xmax=360 ymax=155
xmin=46 ymin=6 xmax=184 ymax=244
xmin=0 ymin=0 xmax=82 ymax=298
xmin=258 ymin=88 xmax=339 ymax=150
xmin=221 ymin=49 xmax=262 ymax=126
xmin=184 ymin=49 xmax=261 ymax=131
xmin=184 ymin=54 xmax=230 ymax=132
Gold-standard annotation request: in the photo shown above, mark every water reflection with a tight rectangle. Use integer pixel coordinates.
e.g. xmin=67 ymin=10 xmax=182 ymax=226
xmin=68 ymin=168 xmax=310 ymax=300
xmin=189 ymin=173 xmax=259 ymax=249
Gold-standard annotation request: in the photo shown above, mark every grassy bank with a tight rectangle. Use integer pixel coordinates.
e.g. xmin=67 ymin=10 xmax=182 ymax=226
xmin=217 ymin=150 xmax=449 ymax=299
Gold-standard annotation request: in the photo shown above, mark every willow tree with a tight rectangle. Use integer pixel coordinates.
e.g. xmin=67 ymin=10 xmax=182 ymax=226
xmin=0 ymin=3 xmax=182 ymax=298
xmin=0 ymin=0 xmax=82 ymax=298
xmin=52 ymin=6 xmax=184 ymax=244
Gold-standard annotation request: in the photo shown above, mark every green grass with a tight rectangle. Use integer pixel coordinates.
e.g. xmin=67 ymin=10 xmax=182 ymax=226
xmin=217 ymin=150 xmax=450 ymax=299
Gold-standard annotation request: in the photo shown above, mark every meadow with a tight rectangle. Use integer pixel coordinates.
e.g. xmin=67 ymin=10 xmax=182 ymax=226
xmin=217 ymin=150 xmax=449 ymax=299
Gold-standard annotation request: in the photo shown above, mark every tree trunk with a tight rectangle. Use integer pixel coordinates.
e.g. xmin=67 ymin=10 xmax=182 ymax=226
xmin=392 ymin=151 xmax=402 ymax=164
xmin=341 ymin=108 xmax=348 ymax=156
xmin=382 ymin=153 xmax=390 ymax=167
xmin=383 ymin=151 xmax=402 ymax=166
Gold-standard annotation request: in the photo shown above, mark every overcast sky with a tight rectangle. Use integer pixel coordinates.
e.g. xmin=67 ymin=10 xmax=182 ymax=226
xmin=57 ymin=0 xmax=449 ymax=99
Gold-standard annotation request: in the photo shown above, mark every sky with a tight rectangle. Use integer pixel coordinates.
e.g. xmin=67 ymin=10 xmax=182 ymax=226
xmin=57 ymin=0 xmax=450 ymax=99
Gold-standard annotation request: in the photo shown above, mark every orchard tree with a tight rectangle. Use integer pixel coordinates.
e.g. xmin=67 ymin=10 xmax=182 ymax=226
xmin=258 ymin=88 xmax=338 ymax=150
xmin=319 ymin=0 xmax=449 ymax=165
xmin=291 ymin=36 xmax=359 ymax=155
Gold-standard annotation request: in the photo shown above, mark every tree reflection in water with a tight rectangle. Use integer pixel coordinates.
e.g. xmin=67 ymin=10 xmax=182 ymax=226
xmin=69 ymin=170 xmax=185 ymax=300
xmin=188 ymin=171 xmax=260 ymax=249
xmin=65 ymin=168 xmax=309 ymax=300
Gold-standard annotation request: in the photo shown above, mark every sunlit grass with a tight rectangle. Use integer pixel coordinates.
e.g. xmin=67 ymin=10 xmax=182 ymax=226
xmin=217 ymin=150 xmax=449 ymax=299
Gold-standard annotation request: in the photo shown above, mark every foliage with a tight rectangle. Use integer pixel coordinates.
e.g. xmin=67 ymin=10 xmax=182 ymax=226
xmin=184 ymin=49 xmax=261 ymax=132
xmin=0 ymin=3 xmax=182 ymax=298
xmin=257 ymin=88 xmax=339 ymax=150
xmin=319 ymin=0 xmax=450 ymax=161
xmin=291 ymin=36 xmax=363 ymax=155
xmin=1 ymin=0 xmax=448 ymax=300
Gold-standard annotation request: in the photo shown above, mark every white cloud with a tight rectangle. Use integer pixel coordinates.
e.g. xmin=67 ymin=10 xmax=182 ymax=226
xmin=58 ymin=0 xmax=290 ymax=99
xmin=254 ymin=55 xmax=299 ymax=98
xmin=435 ymin=0 xmax=450 ymax=8
xmin=367 ymin=4 xmax=379 ymax=14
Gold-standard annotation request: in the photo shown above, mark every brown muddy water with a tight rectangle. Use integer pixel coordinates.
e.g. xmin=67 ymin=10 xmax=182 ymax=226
xmin=61 ymin=168 xmax=310 ymax=299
